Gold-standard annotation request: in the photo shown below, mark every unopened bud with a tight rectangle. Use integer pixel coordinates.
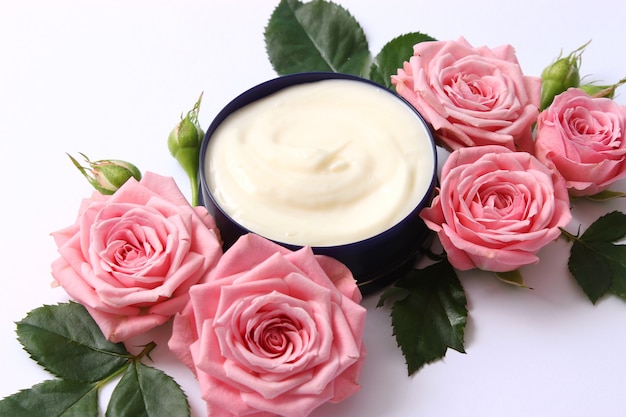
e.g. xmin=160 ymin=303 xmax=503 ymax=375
xmin=540 ymin=41 xmax=589 ymax=110
xmin=168 ymin=92 xmax=204 ymax=206
xmin=68 ymin=152 xmax=142 ymax=195
xmin=579 ymin=77 xmax=626 ymax=99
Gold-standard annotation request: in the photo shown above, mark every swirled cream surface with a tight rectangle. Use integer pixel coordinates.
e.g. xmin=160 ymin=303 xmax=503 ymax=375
xmin=205 ymin=79 xmax=435 ymax=246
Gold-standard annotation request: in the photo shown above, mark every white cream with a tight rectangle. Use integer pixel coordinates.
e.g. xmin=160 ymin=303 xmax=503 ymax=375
xmin=205 ymin=79 xmax=434 ymax=246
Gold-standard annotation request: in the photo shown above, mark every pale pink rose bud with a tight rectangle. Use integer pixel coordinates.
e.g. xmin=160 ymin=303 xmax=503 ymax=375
xmin=68 ymin=152 xmax=141 ymax=195
xmin=579 ymin=77 xmax=626 ymax=99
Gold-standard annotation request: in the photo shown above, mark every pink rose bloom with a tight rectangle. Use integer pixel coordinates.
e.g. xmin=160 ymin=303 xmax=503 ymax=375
xmin=51 ymin=172 xmax=222 ymax=342
xmin=534 ymin=88 xmax=626 ymax=196
xmin=392 ymin=37 xmax=541 ymax=152
xmin=168 ymin=233 xmax=366 ymax=417
xmin=420 ymin=145 xmax=571 ymax=272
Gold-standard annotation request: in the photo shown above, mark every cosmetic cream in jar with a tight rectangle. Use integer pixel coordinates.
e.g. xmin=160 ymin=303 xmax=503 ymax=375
xmin=200 ymin=73 xmax=437 ymax=294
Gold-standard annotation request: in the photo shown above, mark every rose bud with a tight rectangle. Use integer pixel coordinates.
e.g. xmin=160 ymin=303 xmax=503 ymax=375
xmin=579 ymin=77 xmax=626 ymax=99
xmin=540 ymin=42 xmax=589 ymax=110
xmin=68 ymin=152 xmax=142 ymax=195
xmin=168 ymin=92 xmax=204 ymax=206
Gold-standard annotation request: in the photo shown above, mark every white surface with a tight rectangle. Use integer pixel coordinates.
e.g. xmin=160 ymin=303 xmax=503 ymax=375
xmin=1 ymin=1 xmax=626 ymax=416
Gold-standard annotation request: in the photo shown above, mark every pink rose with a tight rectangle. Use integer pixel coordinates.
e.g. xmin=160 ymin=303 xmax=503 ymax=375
xmin=420 ymin=145 xmax=571 ymax=272
xmin=168 ymin=233 xmax=366 ymax=417
xmin=392 ymin=37 xmax=541 ymax=152
xmin=51 ymin=172 xmax=222 ymax=342
xmin=534 ymin=88 xmax=626 ymax=196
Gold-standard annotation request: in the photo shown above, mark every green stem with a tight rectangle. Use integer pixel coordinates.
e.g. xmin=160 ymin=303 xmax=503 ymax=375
xmin=135 ymin=341 xmax=157 ymax=361
xmin=94 ymin=341 xmax=157 ymax=389
xmin=559 ymin=227 xmax=579 ymax=242
xmin=190 ymin=174 xmax=199 ymax=207
xmin=96 ymin=362 xmax=130 ymax=389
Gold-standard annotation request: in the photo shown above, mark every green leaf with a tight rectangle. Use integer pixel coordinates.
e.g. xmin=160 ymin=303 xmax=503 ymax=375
xmin=0 ymin=379 xmax=98 ymax=417
xmin=585 ymin=189 xmax=626 ymax=201
xmin=580 ymin=211 xmax=626 ymax=242
xmin=378 ymin=259 xmax=467 ymax=376
xmin=569 ymin=241 xmax=615 ymax=303
xmin=377 ymin=286 xmax=409 ymax=308
xmin=567 ymin=211 xmax=626 ymax=303
xmin=264 ymin=0 xmax=372 ymax=76
xmin=608 ymin=267 xmax=626 ymax=301
xmin=16 ymin=302 xmax=130 ymax=382
xmin=369 ymin=32 xmax=436 ymax=88
xmin=106 ymin=362 xmax=190 ymax=417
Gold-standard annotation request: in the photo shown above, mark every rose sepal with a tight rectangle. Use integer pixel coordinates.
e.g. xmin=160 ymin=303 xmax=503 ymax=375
xmin=495 ymin=270 xmax=529 ymax=288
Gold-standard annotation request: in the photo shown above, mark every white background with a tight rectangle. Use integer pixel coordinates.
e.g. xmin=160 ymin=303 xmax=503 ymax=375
xmin=2 ymin=1 xmax=626 ymax=416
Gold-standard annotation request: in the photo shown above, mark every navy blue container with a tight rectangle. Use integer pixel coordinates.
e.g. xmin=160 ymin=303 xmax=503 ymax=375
xmin=199 ymin=72 xmax=437 ymax=295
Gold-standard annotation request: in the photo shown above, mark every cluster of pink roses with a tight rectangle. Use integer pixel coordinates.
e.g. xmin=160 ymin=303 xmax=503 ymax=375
xmin=48 ymin=35 xmax=626 ymax=417
xmin=51 ymin=172 xmax=366 ymax=417
xmin=393 ymin=37 xmax=626 ymax=273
